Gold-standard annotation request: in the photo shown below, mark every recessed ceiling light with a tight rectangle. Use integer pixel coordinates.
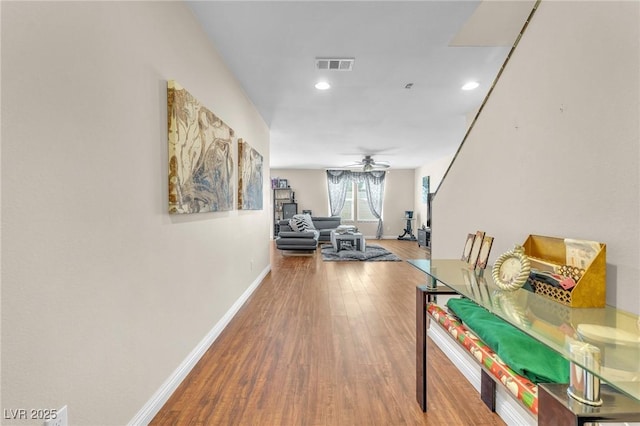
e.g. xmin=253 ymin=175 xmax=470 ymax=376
xmin=315 ymin=81 xmax=330 ymax=90
xmin=461 ymin=81 xmax=480 ymax=91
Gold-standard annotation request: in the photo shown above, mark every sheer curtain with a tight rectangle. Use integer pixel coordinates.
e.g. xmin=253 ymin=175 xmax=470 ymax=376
xmin=362 ymin=171 xmax=385 ymax=239
xmin=326 ymin=170 xmax=351 ymax=216
xmin=326 ymin=170 xmax=386 ymax=239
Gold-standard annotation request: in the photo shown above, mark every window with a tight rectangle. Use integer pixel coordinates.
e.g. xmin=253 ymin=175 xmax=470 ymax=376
xmin=339 ymin=181 xmax=376 ymax=222
xmin=339 ymin=183 xmax=354 ymax=221
xmin=356 ymin=181 xmax=376 ymax=221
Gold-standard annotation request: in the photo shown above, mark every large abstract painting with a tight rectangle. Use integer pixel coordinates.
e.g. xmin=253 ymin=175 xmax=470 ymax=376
xmin=167 ymin=80 xmax=234 ymax=214
xmin=237 ymin=138 xmax=263 ymax=210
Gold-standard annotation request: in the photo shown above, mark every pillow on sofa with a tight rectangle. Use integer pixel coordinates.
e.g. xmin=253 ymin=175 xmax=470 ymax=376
xmin=302 ymin=214 xmax=316 ymax=230
xmin=288 ymin=217 xmax=305 ymax=232
xmin=289 ymin=214 xmax=316 ymax=232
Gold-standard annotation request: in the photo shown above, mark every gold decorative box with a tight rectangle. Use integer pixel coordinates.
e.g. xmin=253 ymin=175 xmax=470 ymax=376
xmin=522 ymin=235 xmax=606 ymax=308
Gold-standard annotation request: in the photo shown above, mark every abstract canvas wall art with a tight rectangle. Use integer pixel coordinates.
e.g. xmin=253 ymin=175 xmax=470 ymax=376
xmin=237 ymin=138 xmax=263 ymax=210
xmin=167 ymin=80 xmax=234 ymax=214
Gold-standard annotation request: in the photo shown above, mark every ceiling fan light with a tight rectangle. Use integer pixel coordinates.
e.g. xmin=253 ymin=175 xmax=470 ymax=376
xmin=461 ymin=81 xmax=480 ymax=91
xmin=363 ymin=163 xmax=373 ymax=172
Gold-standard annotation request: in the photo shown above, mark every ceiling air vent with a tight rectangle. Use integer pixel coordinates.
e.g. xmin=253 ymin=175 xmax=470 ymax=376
xmin=315 ymin=58 xmax=355 ymax=71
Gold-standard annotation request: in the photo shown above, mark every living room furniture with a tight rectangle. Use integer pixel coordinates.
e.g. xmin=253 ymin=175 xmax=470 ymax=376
xmin=275 ymin=216 xmax=342 ymax=251
xmin=274 ymin=229 xmax=319 ymax=251
xmin=273 ymin=186 xmax=294 ymax=235
xmin=409 ymin=258 xmax=640 ymax=425
xmin=417 ymin=228 xmax=430 ymax=248
xmin=331 ymin=230 xmax=366 ymax=252
xmin=277 ymin=216 xmax=342 ymax=242
xmin=311 ymin=216 xmax=342 ymax=242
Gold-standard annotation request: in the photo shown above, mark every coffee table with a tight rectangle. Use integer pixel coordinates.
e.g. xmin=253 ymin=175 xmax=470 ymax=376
xmin=331 ymin=231 xmax=366 ymax=252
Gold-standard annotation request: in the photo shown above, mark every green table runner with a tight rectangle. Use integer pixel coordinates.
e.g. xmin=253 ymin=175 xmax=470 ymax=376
xmin=447 ymin=298 xmax=569 ymax=384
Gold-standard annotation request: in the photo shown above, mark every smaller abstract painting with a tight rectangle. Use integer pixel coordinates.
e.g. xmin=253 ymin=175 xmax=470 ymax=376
xmin=238 ymin=138 xmax=263 ymax=210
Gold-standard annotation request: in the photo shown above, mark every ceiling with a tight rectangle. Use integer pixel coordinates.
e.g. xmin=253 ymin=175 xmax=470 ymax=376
xmin=187 ymin=1 xmax=535 ymax=170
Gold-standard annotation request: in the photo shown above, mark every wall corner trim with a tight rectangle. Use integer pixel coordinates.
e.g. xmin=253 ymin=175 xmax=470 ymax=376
xmin=128 ymin=265 xmax=272 ymax=425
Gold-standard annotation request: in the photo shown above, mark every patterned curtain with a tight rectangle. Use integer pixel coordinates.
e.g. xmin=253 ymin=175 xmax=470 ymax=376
xmin=362 ymin=171 xmax=386 ymax=239
xmin=327 ymin=170 xmax=386 ymax=238
xmin=326 ymin=170 xmax=351 ymax=216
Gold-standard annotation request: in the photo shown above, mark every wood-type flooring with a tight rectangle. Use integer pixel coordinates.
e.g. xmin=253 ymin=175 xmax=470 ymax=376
xmin=151 ymin=239 xmax=506 ymax=425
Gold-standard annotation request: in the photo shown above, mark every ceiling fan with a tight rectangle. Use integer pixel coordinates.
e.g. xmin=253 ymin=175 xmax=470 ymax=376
xmin=344 ymin=155 xmax=391 ymax=172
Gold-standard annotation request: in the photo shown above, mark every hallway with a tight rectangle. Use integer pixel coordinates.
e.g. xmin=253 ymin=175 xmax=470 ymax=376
xmin=151 ymin=240 xmax=505 ymax=425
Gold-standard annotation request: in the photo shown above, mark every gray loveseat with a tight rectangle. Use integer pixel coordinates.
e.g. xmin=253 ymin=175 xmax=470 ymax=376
xmin=275 ymin=216 xmax=342 ymax=251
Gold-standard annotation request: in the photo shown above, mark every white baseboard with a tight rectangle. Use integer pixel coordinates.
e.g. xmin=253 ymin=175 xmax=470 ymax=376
xmin=380 ymin=235 xmax=410 ymax=240
xmin=428 ymin=324 xmax=536 ymax=426
xmin=128 ymin=264 xmax=271 ymax=426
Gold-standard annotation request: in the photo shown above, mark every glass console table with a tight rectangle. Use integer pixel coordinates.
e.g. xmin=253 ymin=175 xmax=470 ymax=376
xmin=409 ymin=259 xmax=640 ymax=424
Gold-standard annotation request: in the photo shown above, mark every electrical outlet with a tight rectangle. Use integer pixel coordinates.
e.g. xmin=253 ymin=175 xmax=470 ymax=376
xmin=44 ymin=405 xmax=67 ymax=426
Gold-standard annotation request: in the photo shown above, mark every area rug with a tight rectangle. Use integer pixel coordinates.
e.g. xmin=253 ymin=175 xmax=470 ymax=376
xmin=321 ymin=244 xmax=401 ymax=262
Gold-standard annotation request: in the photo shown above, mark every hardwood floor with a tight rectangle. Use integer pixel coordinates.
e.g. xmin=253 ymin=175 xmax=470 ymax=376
xmin=151 ymin=239 xmax=506 ymax=425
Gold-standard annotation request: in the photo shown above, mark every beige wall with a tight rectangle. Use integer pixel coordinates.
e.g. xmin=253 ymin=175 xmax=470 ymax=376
xmin=413 ymin=155 xmax=454 ymax=230
xmin=432 ymin=1 xmax=640 ymax=314
xmin=271 ymin=169 xmax=415 ymax=239
xmin=270 ymin=169 xmax=329 ymax=220
xmin=2 ymin=2 xmax=270 ymax=424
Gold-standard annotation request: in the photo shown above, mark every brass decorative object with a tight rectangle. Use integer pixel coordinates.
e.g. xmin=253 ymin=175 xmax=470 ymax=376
xmin=522 ymin=235 xmax=606 ymax=307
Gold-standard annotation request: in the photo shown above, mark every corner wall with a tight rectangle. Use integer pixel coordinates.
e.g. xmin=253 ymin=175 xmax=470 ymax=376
xmin=432 ymin=1 xmax=640 ymax=313
xmin=413 ymin=155 xmax=454 ymax=231
xmin=1 ymin=2 xmax=270 ymax=424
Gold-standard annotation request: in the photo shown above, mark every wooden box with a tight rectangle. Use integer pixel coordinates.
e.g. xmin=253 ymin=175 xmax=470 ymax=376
xmin=522 ymin=235 xmax=606 ymax=308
